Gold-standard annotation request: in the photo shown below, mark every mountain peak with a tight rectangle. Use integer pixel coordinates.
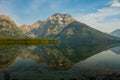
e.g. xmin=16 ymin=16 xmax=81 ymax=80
xmin=33 ymin=20 xmax=45 ymax=25
xmin=0 ymin=14 xmax=26 ymax=38
xmin=47 ymin=13 xmax=75 ymax=25
xmin=0 ymin=14 xmax=10 ymax=19
xmin=0 ymin=14 xmax=13 ymax=22
xmin=0 ymin=14 xmax=17 ymax=27
xmin=51 ymin=13 xmax=72 ymax=17
xmin=20 ymin=20 xmax=45 ymax=35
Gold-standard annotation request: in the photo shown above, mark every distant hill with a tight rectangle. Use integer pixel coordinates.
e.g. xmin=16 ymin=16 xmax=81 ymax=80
xmin=111 ymin=29 xmax=120 ymax=37
xmin=0 ymin=15 xmax=26 ymax=38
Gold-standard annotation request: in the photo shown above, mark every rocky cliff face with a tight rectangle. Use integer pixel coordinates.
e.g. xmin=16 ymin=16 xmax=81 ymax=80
xmin=20 ymin=21 xmax=45 ymax=33
xmin=20 ymin=21 xmax=45 ymax=37
xmin=47 ymin=13 xmax=75 ymax=26
xmin=35 ymin=13 xmax=76 ymax=38
xmin=0 ymin=15 xmax=26 ymax=38
xmin=19 ymin=13 xmax=76 ymax=38
xmin=20 ymin=24 xmax=31 ymax=33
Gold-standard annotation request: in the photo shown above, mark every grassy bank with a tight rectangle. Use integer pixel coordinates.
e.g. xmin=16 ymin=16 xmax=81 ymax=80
xmin=0 ymin=38 xmax=60 ymax=45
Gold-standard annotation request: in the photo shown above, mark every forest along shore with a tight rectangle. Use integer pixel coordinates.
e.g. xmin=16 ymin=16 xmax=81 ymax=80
xmin=0 ymin=38 xmax=60 ymax=45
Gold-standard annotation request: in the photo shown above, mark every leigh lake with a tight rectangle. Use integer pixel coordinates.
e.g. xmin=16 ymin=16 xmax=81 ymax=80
xmin=0 ymin=44 xmax=120 ymax=80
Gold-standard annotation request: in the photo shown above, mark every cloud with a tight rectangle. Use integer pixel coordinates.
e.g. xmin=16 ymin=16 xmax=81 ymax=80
xmin=96 ymin=19 xmax=120 ymax=33
xmin=76 ymin=7 xmax=120 ymax=23
xmin=75 ymin=7 xmax=120 ymax=33
xmin=27 ymin=0 xmax=69 ymax=12
xmin=112 ymin=0 xmax=120 ymax=7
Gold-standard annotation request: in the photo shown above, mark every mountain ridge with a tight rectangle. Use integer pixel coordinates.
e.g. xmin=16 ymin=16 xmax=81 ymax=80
xmin=0 ymin=13 xmax=119 ymax=45
xmin=20 ymin=20 xmax=45 ymax=37
xmin=54 ymin=21 xmax=118 ymax=45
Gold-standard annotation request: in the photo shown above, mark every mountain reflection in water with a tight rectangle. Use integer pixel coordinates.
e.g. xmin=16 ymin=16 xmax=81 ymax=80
xmin=70 ymin=46 xmax=120 ymax=74
xmin=0 ymin=44 xmax=120 ymax=80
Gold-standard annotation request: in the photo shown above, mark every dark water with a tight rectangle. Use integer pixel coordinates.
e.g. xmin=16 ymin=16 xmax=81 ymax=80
xmin=0 ymin=44 xmax=120 ymax=80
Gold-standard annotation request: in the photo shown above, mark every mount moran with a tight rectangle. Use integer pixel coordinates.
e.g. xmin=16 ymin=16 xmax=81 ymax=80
xmin=0 ymin=13 xmax=119 ymax=45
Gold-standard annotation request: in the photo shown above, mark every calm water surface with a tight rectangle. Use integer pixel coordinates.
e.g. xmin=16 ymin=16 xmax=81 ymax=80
xmin=0 ymin=44 xmax=120 ymax=80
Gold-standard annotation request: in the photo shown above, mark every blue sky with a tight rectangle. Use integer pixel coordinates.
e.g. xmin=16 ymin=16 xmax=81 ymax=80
xmin=0 ymin=0 xmax=120 ymax=33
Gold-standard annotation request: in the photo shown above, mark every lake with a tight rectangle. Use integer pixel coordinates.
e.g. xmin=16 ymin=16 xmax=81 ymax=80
xmin=0 ymin=44 xmax=120 ymax=80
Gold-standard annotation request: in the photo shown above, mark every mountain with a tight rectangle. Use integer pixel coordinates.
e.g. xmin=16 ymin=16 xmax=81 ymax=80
xmin=54 ymin=21 xmax=118 ymax=45
xmin=0 ymin=15 xmax=26 ymax=38
xmin=40 ymin=13 xmax=75 ymax=38
xmin=25 ymin=13 xmax=76 ymax=38
xmin=39 ymin=13 xmax=75 ymax=37
xmin=18 ymin=13 xmax=119 ymax=45
xmin=20 ymin=21 xmax=45 ymax=37
xmin=111 ymin=29 xmax=120 ymax=37
xmin=1 ymin=13 xmax=118 ymax=45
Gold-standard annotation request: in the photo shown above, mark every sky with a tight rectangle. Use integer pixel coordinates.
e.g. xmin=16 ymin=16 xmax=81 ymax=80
xmin=0 ymin=0 xmax=120 ymax=33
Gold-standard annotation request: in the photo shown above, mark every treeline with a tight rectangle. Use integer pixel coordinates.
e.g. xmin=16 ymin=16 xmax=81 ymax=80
xmin=0 ymin=38 xmax=60 ymax=45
